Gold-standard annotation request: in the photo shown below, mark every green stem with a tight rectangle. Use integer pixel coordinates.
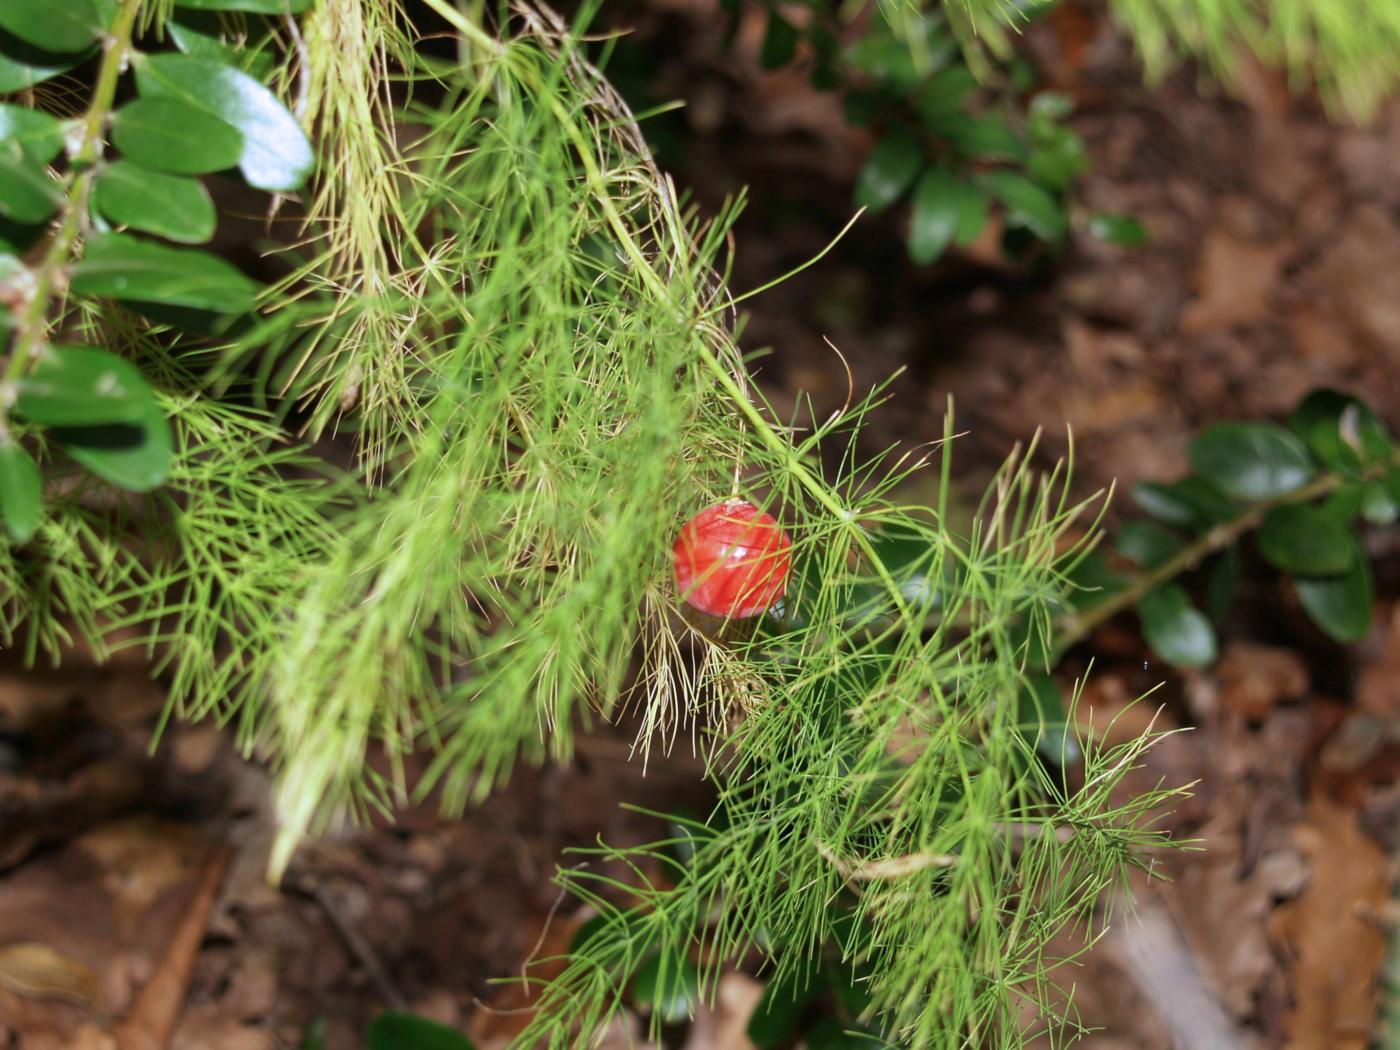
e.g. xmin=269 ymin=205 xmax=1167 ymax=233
xmin=4 ymin=0 xmax=143 ymax=388
xmin=1056 ymin=463 xmax=1387 ymax=651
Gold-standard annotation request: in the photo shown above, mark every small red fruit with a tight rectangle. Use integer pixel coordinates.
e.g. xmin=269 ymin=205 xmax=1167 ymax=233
xmin=672 ymin=499 xmax=792 ymax=619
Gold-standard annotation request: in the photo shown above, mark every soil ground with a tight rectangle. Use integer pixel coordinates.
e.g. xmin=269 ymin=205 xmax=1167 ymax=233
xmin=3 ymin=2 xmax=1399 ymax=1048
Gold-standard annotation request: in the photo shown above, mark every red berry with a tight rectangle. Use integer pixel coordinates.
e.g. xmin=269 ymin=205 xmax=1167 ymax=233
xmin=672 ymin=500 xmax=792 ymax=619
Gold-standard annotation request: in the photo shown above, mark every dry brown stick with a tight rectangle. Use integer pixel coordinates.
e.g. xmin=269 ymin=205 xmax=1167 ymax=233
xmin=112 ymin=844 xmax=231 ymax=1050
xmin=288 ymin=878 xmax=407 ymax=1010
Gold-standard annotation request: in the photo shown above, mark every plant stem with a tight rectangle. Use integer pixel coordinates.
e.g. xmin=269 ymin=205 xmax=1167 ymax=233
xmin=1055 ymin=466 xmax=1377 ymax=651
xmin=4 ymin=0 xmax=143 ymax=388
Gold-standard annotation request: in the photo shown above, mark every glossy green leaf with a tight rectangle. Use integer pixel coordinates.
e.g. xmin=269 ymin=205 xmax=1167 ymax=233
xmin=1113 ymin=520 xmax=1185 ymax=568
xmin=0 ymin=29 xmax=89 ymax=93
xmin=1295 ymin=541 xmax=1373 ymax=644
xmin=760 ymin=10 xmax=799 ymax=69
xmin=632 ymin=950 xmax=698 ymax=1024
xmin=365 ymin=1012 xmax=475 ymax=1050
xmin=1019 ymin=673 xmax=1081 ymax=765
xmin=134 ymin=52 xmax=314 ymax=192
xmin=854 ymin=130 xmax=922 ymax=214
xmin=917 ymin=66 xmax=976 ymax=122
xmin=1361 ymin=480 xmax=1399 ymax=525
xmin=1026 ymin=126 xmax=1089 ymax=191
xmin=1287 ymin=389 xmax=1393 ymax=471
xmin=1137 ymin=584 xmax=1217 ymax=668
xmin=747 ymin=968 xmax=819 ymax=1049
xmin=1131 ymin=476 xmax=1236 ymax=528
xmin=167 ymin=13 xmax=277 ymax=79
xmin=907 ymin=167 xmax=968 ymax=264
xmin=0 ymin=150 xmax=61 ymax=224
xmin=1257 ymin=504 xmax=1354 ymax=575
xmin=1062 ymin=549 xmax=1129 ymax=612
xmin=1188 ymin=422 xmax=1314 ymax=501
xmin=1087 ymin=212 xmax=1147 ymax=247
xmin=936 ymin=113 xmax=1024 ymax=160
xmin=298 ymin=1018 xmax=327 ymax=1050
xmin=111 ymin=97 xmax=244 ymax=177
xmin=0 ymin=440 xmax=42 ymax=542
xmin=0 ymin=103 xmax=64 ymax=164
xmin=70 ymin=233 xmax=260 ymax=312
xmin=94 ymin=162 xmax=217 ymax=244
xmin=1321 ymin=480 xmax=1366 ymax=522
xmin=1204 ymin=545 xmax=1240 ymax=625
xmin=0 ymin=215 xmax=44 ymax=256
xmin=52 ymin=388 xmax=171 ymax=492
xmin=981 ymin=170 xmax=1067 ymax=242
xmin=0 ymin=0 xmax=101 ymax=53
xmin=15 ymin=345 xmax=154 ymax=425
xmin=173 ymin=0 xmax=313 ymax=11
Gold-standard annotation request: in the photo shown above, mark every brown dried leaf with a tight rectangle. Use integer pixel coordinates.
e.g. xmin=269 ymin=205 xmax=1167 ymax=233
xmin=1269 ymin=796 xmax=1388 ymax=1050
xmin=0 ymin=943 xmax=105 ymax=1010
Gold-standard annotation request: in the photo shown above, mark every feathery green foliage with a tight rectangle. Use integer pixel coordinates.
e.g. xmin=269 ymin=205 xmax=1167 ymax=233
xmin=921 ymin=0 xmax=1400 ymax=120
xmin=2 ymin=1 xmax=1196 ymax=1045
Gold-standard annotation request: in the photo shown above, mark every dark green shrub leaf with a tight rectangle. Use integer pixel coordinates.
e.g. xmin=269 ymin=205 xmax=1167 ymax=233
xmin=0 ymin=0 xmax=101 ymax=54
xmin=632 ymin=949 xmax=699 ymax=1024
xmin=980 ymin=170 xmax=1066 ymax=242
xmin=1131 ymin=476 xmax=1236 ymax=528
xmin=1295 ymin=541 xmax=1373 ymax=643
xmin=1087 ymin=212 xmax=1147 ymax=247
xmin=1204 ymin=545 xmax=1240 ymax=625
xmin=1019 ymin=673 xmax=1081 ymax=765
xmin=134 ymin=52 xmax=314 ymax=192
xmin=94 ymin=162 xmax=217 ymax=244
xmin=1257 ymin=504 xmax=1354 ymax=575
xmin=52 ymin=393 xmax=172 ymax=492
xmin=1320 ymin=480 xmax=1365 ymax=522
xmin=1026 ymin=126 xmax=1089 ymax=191
xmin=1028 ymin=91 xmax=1074 ymax=123
xmin=952 ymin=187 xmax=990 ymax=248
xmin=70 ymin=233 xmax=260 ymax=312
xmin=16 ymin=345 xmax=153 ymax=426
xmin=1137 ymin=584 xmax=1217 ymax=668
xmin=1188 ymin=422 xmax=1314 ymax=501
xmin=760 ymin=11 xmax=799 ymax=70
xmin=854 ymin=130 xmax=922 ymax=214
xmin=907 ymin=167 xmax=961 ymax=265
xmin=0 ymin=150 xmax=61 ymax=224
xmin=917 ymin=67 xmax=976 ymax=122
xmin=298 ymin=1018 xmax=327 ymax=1050
xmin=0 ymin=103 xmax=64 ymax=164
xmin=365 ymin=1012 xmax=475 ymax=1050
xmin=0 ymin=440 xmax=42 ymax=543
xmin=1361 ymin=480 xmax=1399 ymax=525
xmin=1062 ymin=549 xmax=1129 ymax=611
xmin=173 ymin=0 xmax=313 ymax=11
xmin=0 ymin=215 xmax=45 ymax=256
xmin=167 ymin=14 xmax=277 ymax=80
xmin=111 ymin=97 xmax=244 ymax=176
xmin=1113 ymin=520 xmax=1185 ymax=568
xmin=938 ymin=113 xmax=1024 ymax=160
xmin=1287 ymin=389 xmax=1393 ymax=471
xmin=747 ymin=967 xmax=819 ymax=1049
xmin=0 ymin=29 xmax=89 ymax=93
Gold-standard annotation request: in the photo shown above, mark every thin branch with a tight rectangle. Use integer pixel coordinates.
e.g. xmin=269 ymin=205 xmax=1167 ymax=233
xmin=3 ymin=0 xmax=143 ymax=390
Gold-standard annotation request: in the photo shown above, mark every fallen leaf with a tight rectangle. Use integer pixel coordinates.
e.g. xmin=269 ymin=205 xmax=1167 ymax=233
xmin=1216 ymin=642 xmax=1309 ymax=722
xmin=0 ymin=944 xmax=105 ymax=1010
xmin=1270 ymin=795 xmax=1388 ymax=1050
xmin=1180 ymin=230 xmax=1286 ymax=334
